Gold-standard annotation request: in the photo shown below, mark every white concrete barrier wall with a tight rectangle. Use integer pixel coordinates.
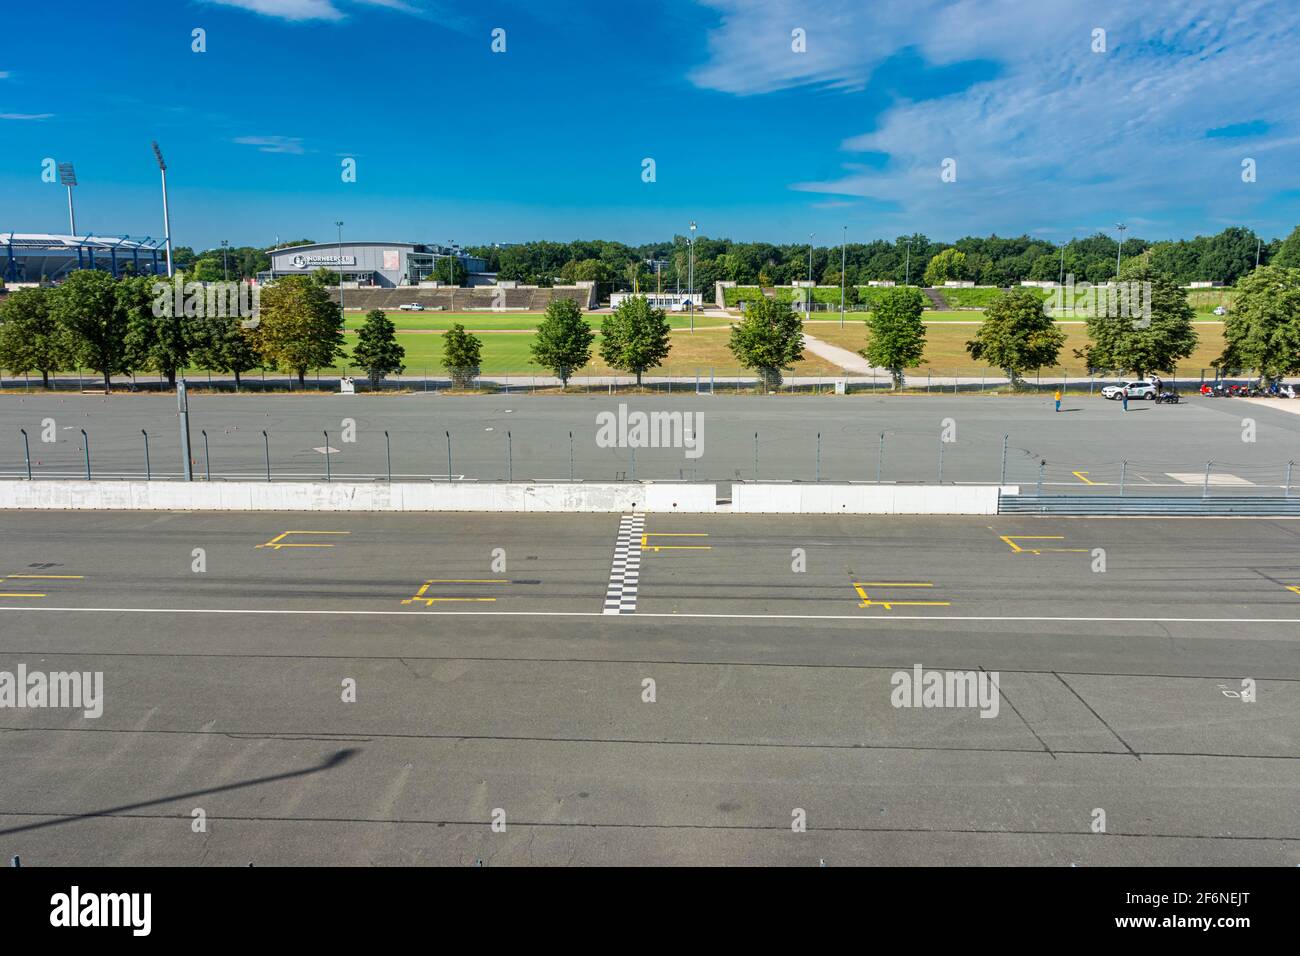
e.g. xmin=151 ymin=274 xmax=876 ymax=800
xmin=0 ymin=481 xmax=719 ymax=513
xmin=0 ymin=481 xmax=1014 ymax=514
xmin=729 ymin=484 xmax=1016 ymax=515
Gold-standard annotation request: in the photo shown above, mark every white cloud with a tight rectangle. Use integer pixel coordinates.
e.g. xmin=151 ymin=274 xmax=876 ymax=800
xmin=0 ymin=112 xmax=52 ymax=121
xmin=234 ymin=135 xmax=306 ymax=154
xmin=200 ymin=0 xmax=453 ymax=22
xmin=0 ymin=72 xmax=11 ymax=80
xmin=692 ymin=0 xmax=1300 ymax=237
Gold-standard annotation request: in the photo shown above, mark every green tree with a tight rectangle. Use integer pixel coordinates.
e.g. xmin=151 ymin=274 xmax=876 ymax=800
xmin=188 ymin=315 xmax=262 ymax=388
xmin=862 ymin=286 xmax=927 ymax=389
xmin=252 ymin=275 xmax=346 ymax=386
xmin=599 ymin=294 xmax=671 ymax=386
xmin=352 ymin=309 xmax=406 ymax=388
xmin=50 ymin=269 xmax=134 ymax=390
xmin=923 ymin=248 xmax=968 ymax=286
xmin=1073 ymin=267 xmax=1197 ymax=378
xmin=727 ymin=295 xmax=804 ymax=390
xmin=530 ymin=298 xmax=593 ymax=387
xmin=1215 ymin=265 xmax=1300 ymax=384
xmin=442 ymin=323 xmax=483 ymax=389
xmin=0 ymin=286 xmax=66 ymax=387
xmin=1273 ymin=226 xmax=1300 ymax=270
xmin=123 ymin=274 xmax=188 ymax=388
xmin=966 ymin=287 xmax=1066 ymax=387
xmin=434 ymin=256 xmax=468 ymax=286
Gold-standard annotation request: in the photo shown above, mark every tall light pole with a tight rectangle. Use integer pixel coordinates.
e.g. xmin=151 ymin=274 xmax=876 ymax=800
xmin=221 ymin=239 xmax=229 ymax=281
xmin=839 ymin=225 xmax=846 ymax=329
xmin=1059 ymin=241 xmax=1066 ymax=284
xmin=904 ymin=237 xmax=912 ymax=286
xmin=1256 ymin=237 xmax=1262 ymax=268
xmin=335 ymin=220 xmax=344 ymax=314
xmin=1115 ymin=222 xmax=1127 ymax=279
xmin=806 ymin=233 xmax=814 ymax=321
xmin=151 ymin=142 xmax=173 ymax=278
xmin=688 ymin=220 xmax=696 ymax=333
xmin=58 ymin=163 xmax=77 ymax=235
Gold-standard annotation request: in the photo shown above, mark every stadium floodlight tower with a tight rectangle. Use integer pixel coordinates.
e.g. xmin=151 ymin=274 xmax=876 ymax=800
xmin=1115 ymin=222 xmax=1127 ymax=278
xmin=151 ymin=142 xmax=174 ymax=277
xmin=58 ymin=163 xmax=77 ymax=235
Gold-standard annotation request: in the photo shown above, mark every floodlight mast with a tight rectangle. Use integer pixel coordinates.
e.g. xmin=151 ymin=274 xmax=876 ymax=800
xmin=152 ymin=141 xmax=174 ymax=278
xmin=58 ymin=163 xmax=77 ymax=235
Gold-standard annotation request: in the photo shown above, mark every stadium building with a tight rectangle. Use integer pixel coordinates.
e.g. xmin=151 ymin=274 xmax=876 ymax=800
xmin=261 ymin=241 xmax=490 ymax=288
xmin=1 ymin=233 xmax=169 ymax=283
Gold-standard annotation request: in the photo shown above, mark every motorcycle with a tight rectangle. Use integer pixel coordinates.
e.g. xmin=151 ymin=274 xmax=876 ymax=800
xmin=1156 ymin=390 xmax=1181 ymax=404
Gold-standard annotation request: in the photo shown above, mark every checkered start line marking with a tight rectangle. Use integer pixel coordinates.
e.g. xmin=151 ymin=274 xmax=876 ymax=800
xmin=602 ymin=513 xmax=645 ymax=616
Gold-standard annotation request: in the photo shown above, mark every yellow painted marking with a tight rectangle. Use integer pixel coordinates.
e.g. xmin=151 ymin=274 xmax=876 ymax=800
xmin=641 ymin=532 xmax=712 ymax=552
xmin=852 ymin=582 xmax=951 ymax=610
xmin=0 ymin=593 xmax=46 ymax=598
xmin=257 ymin=531 xmax=352 ymax=550
xmin=402 ymin=579 xmax=506 ymax=607
xmin=7 ymin=574 xmax=84 ymax=579
xmin=1287 ymin=586 xmax=1300 ymax=596
xmin=1071 ymin=471 xmax=1096 ymax=485
xmin=999 ymin=534 xmax=1090 ymax=555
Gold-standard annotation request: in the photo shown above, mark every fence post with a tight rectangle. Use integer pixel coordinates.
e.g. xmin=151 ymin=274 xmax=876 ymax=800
xmin=754 ymin=432 xmax=759 ymax=481
xmin=1119 ymin=460 xmax=1127 ymax=496
xmin=999 ymin=434 xmax=1009 ymax=485
xmin=876 ymin=431 xmax=885 ymax=483
xmin=81 ymin=428 xmax=90 ymax=480
xmin=201 ymin=430 xmax=211 ymax=481
xmin=1285 ymin=460 xmax=1293 ymax=498
xmin=142 ymin=430 xmax=151 ymax=480
xmin=816 ymin=432 xmax=821 ymax=482
xmin=323 ymin=430 xmax=331 ymax=481
xmin=630 ymin=445 xmax=636 ymax=481
xmin=1036 ymin=459 xmax=1045 ymax=496
xmin=262 ymin=430 xmax=270 ymax=482
xmin=569 ymin=431 xmax=574 ymax=481
xmin=20 ymin=429 xmax=31 ymax=480
xmin=507 ymin=430 xmax=513 ymax=482
xmin=445 ymin=431 xmax=452 ymax=482
xmin=937 ymin=431 xmax=945 ymax=484
xmin=1202 ymin=460 xmax=1213 ymax=499
xmin=384 ymin=430 xmax=391 ymax=482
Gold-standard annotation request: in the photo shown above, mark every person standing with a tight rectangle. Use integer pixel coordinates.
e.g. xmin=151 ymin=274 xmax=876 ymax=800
xmin=1122 ymin=389 xmax=1129 ymax=412
xmin=1054 ymin=388 xmax=1062 ymax=412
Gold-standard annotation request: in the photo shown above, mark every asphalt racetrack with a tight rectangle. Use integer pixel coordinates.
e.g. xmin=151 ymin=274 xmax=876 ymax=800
xmin=0 ymin=510 xmax=1297 ymax=865
xmin=2 ymin=393 xmax=1299 ymax=491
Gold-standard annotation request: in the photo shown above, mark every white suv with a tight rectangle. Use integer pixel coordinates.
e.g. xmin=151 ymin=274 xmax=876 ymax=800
xmin=398 ymin=303 xmax=425 ymax=311
xmin=1101 ymin=380 xmax=1157 ymax=400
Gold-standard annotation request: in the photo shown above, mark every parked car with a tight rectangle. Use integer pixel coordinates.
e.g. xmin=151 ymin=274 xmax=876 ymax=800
xmin=1213 ymin=305 xmax=1227 ymax=316
xmin=398 ymin=303 xmax=425 ymax=311
xmin=1101 ymin=380 xmax=1157 ymax=400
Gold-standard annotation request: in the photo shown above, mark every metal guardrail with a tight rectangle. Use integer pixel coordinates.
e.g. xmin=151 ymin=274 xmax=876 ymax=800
xmin=998 ymin=494 xmax=1300 ymax=516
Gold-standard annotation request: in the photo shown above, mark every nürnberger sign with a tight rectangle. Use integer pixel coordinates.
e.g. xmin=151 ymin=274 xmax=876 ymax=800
xmin=289 ymin=253 xmax=356 ymax=269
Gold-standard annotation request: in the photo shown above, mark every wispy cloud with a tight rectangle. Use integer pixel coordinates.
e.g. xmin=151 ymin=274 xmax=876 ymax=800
xmin=234 ymin=134 xmax=306 ymax=154
xmin=693 ymin=0 xmax=1300 ymax=237
xmin=200 ymin=0 xmax=458 ymax=22
xmin=0 ymin=72 xmax=11 ymax=80
xmin=0 ymin=112 xmax=52 ymax=121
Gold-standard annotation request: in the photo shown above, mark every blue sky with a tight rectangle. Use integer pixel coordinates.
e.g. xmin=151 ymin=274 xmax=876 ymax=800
xmin=2 ymin=0 xmax=1299 ymax=249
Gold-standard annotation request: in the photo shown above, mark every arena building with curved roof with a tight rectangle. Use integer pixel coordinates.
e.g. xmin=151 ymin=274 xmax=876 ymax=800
xmin=1 ymin=233 xmax=169 ymax=283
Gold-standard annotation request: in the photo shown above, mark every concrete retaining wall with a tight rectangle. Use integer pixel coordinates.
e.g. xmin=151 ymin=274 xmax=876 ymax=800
xmin=0 ymin=481 xmax=1015 ymax=514
xmin=0 ymin=481 xmax=718 ymax=513
xmin=730 ymin=484 xmax=1015 ymax=515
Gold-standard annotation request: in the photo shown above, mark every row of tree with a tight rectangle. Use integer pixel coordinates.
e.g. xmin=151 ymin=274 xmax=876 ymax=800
xmin=0 ymin=272 xmax=411 ymax=389
xmin=131 ymin=225 xmax=1300 ymax=294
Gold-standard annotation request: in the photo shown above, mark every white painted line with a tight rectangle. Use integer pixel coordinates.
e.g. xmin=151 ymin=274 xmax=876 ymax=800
xmin=2 ymin=606 xmax=1299 ymax=625
xmin=602 ymin=513 xmax=645 ymax=615
xmin=1167 ymin=473 xmax=1255 ymax=486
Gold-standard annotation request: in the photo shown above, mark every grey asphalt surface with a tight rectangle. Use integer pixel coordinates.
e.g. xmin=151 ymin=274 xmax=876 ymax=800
xmin=0 ymin=511 xmax=1297 ymax=865
xmin=2 ymin=392 xmax=1299 ymax=492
